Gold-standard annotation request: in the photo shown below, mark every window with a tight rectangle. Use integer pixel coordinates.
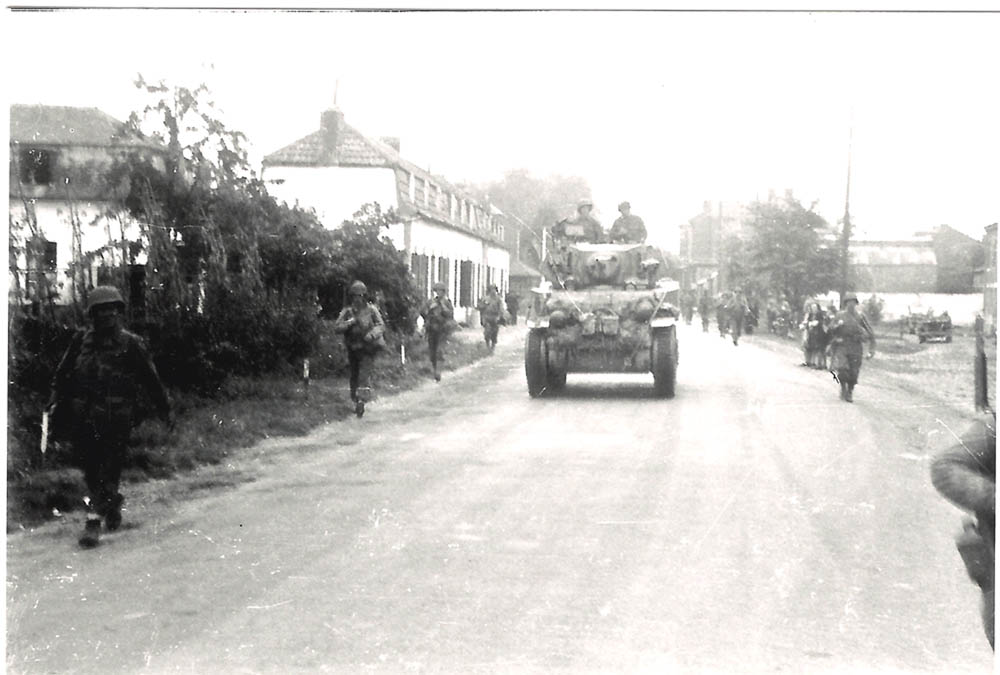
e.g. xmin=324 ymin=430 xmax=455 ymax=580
xmin=459 ymin=260 xmax=474 ymax=307
xmin=43 ymin=241 xmax=57 ymax=271
xmin=414 ymin=254 xmax=430 ymax=295
xmin=415 ymin=178 xmax=427 ymax=207
xmin=408 ymin=172 xmax=415 ymax=202
xmin=20 ymin=148 xmax=53 ymax=185
xmin=438 ymin=256 xmax=450 ymax=292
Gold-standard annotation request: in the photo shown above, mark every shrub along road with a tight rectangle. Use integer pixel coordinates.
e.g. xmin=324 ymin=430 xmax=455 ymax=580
xmin=6 ymin=323 xmax=992 ymax=673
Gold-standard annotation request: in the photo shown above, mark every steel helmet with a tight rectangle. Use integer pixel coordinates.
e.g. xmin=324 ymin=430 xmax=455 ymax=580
xmin=87 ymin=286 xmax=125 ymax=313
xmin=843 ymin=291 xmax=859 ymax=303
xmin=577 ymin=198 xmax=593 ymax=210
xmin=348 ymin=280 xmax=367 ymax=296
xmin=618 ymin=201 xmax=630 ymax=211
xmin=432 ymin=281 xmax=447 ymax=293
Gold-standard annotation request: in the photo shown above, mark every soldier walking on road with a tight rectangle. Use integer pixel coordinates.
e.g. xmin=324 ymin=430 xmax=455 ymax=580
xmin=716 ymin=292 xmax=731 ymax=338
xmin=727 ymin=289 xmax=751 ymax=346
xmin=477 ymin=285 xmax=504 ymax=353
xmin=420 ymin=281 xmax=454 ymax=382
xmin=505 ymin=291 xmax=520 ymax=326
xmin=826 ymin=292 xmax=875 ymax=402
xmin=333 ymin=280 xmax=386 ymax=418
xmin=608 ymin=201 xmax=647 ymax=244
xmin=48 ymin=286 xmax=172 ymax=549
xmin=698 ymin=290 xmax=712 ymax=332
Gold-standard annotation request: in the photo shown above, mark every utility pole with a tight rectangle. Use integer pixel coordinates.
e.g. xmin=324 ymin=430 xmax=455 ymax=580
xmin=839 ymin=113 xmax=854 ymax=305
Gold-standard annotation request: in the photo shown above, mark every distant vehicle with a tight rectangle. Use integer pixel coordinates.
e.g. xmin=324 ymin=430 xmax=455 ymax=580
xmin=525 ymin=240 xmax=679 ymax=397
xmin=917 ymin=313 xmax=954 ymax=343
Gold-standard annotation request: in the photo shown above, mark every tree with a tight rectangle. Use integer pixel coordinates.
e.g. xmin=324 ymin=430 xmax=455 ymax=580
xmin=737 ymin=196 xmax=842 ymax=315
xmin=463 ymin=169 xmax=591 ymax=263
xmin=328 ymin=203 xmax=419 ymax=333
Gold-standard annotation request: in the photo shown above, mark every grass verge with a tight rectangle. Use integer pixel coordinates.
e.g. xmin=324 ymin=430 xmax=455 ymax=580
xmin=7 ymin=329 xmax=494 ymax=529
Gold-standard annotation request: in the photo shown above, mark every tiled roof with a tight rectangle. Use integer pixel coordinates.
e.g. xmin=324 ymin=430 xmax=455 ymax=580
xmin=265 ymin=112 xmax=505 ymax=247
xmin=10 ymin=104 xmax=153 ymax=147
xmin=262 ymin=123 xmax=392 ymax=168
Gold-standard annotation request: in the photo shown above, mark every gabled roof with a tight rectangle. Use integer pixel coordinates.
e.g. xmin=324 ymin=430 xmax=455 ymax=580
xmin=262 ymin=122 xmax=393 ymax=168
xmin=265 ymin=111 xmax=505 ymax=246
xmin=10 ymin=104 xmax=153 ymax=148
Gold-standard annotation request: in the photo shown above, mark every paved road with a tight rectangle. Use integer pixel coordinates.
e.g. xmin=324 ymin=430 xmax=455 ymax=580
xmin=7 ymin=324 xmax=994 ymax=673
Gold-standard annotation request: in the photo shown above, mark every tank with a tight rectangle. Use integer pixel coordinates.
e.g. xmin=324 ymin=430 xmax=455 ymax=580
xmin=524 ymin=241 xmax=680 ymax=397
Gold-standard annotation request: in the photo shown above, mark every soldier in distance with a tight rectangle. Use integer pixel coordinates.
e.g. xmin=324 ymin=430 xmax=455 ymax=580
xmin=825 ymin=292 xmax=875 ymax=402
xmin=420 ymin=281 xmax=455 ymax=382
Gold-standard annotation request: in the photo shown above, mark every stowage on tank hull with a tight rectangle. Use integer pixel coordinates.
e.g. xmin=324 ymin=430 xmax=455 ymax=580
xmin=524 ymin=288 xmax=679 ymax=397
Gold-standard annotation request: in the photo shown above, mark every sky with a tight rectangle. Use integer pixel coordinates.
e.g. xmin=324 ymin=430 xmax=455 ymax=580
xmin=5 ymin=9 xmax=999 ymax=250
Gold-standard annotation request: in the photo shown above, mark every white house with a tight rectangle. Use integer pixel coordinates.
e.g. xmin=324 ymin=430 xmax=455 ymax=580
xmin=9 ymin=104 xmax=160 ymax=306
xmin=262 ymin=108 xmax=510 ymax=322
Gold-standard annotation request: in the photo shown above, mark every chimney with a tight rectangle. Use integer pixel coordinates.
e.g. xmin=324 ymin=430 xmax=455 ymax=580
xmin=380 ymin=136 xmax=400 ymax=153
xmin=320 ymin=108 xmax=343 ymax=154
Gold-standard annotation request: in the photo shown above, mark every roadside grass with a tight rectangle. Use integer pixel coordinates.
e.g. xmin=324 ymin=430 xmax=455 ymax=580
xmin=7 ymin=328 xmax=493 ymax=529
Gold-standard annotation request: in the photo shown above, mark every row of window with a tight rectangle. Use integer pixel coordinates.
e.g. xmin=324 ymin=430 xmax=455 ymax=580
xmin=410 ymin=252 xmax=507 ymax=309
xmin=406 ymin=172 xmax=504 ymax=239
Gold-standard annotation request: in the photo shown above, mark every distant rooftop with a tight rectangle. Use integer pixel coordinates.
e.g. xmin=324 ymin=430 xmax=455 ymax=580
xmin=10 ymin=104 xmax=155 ymax=148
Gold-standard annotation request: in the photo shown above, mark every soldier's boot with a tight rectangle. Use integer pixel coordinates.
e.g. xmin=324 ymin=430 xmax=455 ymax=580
xmin=355 ymin=387 xmax=371 ymax=418
xmin=433 ymin=367 xmax=441 ymax=382
xmin=105 ymin=494 xmax=125 ymax=532
xmin=78 ymin=516 xmax=102 ymax=549
xmin=845 ymin=384 xmax=854 ymax=403
xmin=839 ymin=381 xmax=849 ymax=401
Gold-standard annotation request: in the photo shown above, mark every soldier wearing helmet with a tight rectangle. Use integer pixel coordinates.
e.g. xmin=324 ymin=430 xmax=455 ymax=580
xmin=477 ymin=284 xmax=504 ymax=353
xmin=608 ymin=201 xmax=647 ymax=244
xmin=419 ymin=280 xmax=455 ymax=381
xmin=826 ymin=291 xmax=876 ymax=402
xmin=552 ymin=198 xmax=603 ymax=244
xmin=333 ymin=280 xmax=386 ymax=417
xmin=48 ymin=286 xmax=172 ymax=548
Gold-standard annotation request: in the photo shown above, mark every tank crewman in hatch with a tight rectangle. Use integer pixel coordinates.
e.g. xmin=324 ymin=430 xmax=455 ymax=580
xmin=608 ymin=201 xmax=647 ymax=244
xmin=552 ymin=199 xmax=603 ymax=244
xmin=48 ymin=286 xmax=173 ymax=549
xmin=477 ymin=284 xmax=504 ymax=353
xmin=420 ymin=281 xmax=455 ymax=382
xmin=333 ymin=280 xmax=386 ymax=418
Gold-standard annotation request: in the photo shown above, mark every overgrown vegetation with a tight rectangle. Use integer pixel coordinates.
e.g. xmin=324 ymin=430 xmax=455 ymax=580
xmin=722 ymin=195 xmax=843 ymax=317
xmin=7 ymin=76 xmax=425 ymax=525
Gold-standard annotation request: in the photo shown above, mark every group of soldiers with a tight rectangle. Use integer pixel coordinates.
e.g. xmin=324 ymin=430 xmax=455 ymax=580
xmin=43 ymin=281 xmax=995 ymax=652
xmin=47 ymin=278 xmax=510 ymax=549
xmin=551 ymin=199 xmax=648 ymax=245
xmin=680 ymin=287 xmax=876 ymax=403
